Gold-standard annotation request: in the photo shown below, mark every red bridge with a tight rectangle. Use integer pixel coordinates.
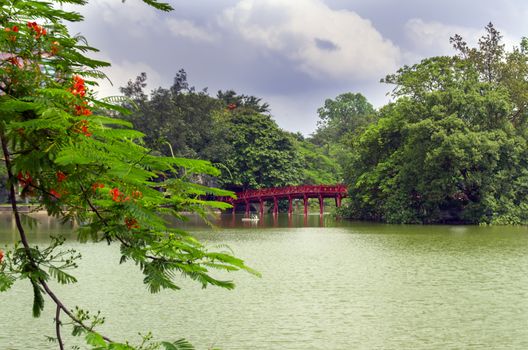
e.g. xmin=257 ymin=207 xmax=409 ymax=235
xmin=223 ymin=184 xmax=347 ymax=216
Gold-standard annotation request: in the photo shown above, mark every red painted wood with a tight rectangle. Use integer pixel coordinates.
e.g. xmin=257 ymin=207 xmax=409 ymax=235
xmin=219 ymin=184 xmax=348 ymax=215
xmin=232 ymin=184 xmax=347 ymax=203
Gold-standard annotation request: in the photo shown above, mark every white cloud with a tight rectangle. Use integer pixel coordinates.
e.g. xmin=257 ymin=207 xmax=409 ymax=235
xmin=165 ymin=19 xmax=216 ymax=42
xmin=219 ymin=0 xmax=401 ymax=81
xmin=404 ymin=18 xmax=519 ymax=58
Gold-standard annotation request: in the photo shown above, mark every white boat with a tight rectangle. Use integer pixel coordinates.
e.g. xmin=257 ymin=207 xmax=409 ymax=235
xmin=241 ymin=214 xmax=259 ymax=222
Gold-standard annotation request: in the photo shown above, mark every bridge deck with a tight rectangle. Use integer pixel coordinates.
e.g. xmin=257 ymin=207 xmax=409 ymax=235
xmin=223 ymin=184 xmax=347 ymax=215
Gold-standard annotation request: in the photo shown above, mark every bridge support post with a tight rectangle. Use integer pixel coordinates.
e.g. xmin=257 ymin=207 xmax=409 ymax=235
xmin=273 ymin=196 xmax=278 ymax=216
xmin=288 ymin=195 xmax=293 ymax=215
xmin=259 ymin=199 xmax=264 ymax=216
xmin=319 ymin=195 xmax=324 ymax=215
xmin=245 ymin=201 xmax=250 ymax=217
xmin=303 ymin=195 xmax=308 ymax=216
xmin=335 ymin=194 xmax=342 ymax=208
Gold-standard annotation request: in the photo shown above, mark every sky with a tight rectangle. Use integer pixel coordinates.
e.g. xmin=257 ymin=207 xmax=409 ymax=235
xmin=64 ymin=0 xmax=528 ymax=135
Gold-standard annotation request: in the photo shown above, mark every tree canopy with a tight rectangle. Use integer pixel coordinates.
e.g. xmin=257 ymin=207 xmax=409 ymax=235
xmin=119 ymin=72 xmax=340 ymax=191
xmin=343 ymin=24 xmax=528 ymax=224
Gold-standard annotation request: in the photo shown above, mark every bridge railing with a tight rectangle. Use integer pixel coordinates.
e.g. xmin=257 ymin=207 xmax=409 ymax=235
xmin=235 ymin=184 xmax=347 ymax=202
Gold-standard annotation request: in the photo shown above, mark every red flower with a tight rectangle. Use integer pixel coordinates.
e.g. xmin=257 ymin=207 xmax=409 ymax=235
xmin=12 ymin=25 xmax=18 ymax=32
xmin=71 ymin=75 xmax=87 ymax=97
xmin=125 ymin=217 xmax=140 ymax=230
xmin=109 ymin=187 xmax=121 ymax=202
xmin=227 ymin=103 xmax=237 ymax=110
xmin=76 ymin=120 xmax=92 ymax=137
xmin=27 ymin=21 xmax=46 ymax=38
xmin=6 ymin=56 xmax=22 ymax=68
xmin=49 ymin=189 xmax=61 ymax=199
xmin=50 ymin=41 xmax=60 ymax=55
xmin=74 ymin=104 xmax=92 ymax=116
xmin=0 ymin=249 xmax=4 ymax=264
xmin=92 ymin=182 xmax=104 ymax=191
xmin=56 ymin=171 xmax=67 ymax=182
xmin=17 ymin=171 xmax=32 ymax=187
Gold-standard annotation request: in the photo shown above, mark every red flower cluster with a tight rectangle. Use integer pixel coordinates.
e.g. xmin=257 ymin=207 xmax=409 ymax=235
xmin=71 ymin=76 xmax=93 ymax=124
xmin=0 ymin=249 xmax=4 ymax=264
xmin=4 ymin=25 xmax=19 ymax=32
xmin=17 ymin=171 xmax=32 ymax=187
xmin=56 ymin=171 xmax=67 ymax=182
xmin=49 ymin=189 xmax=61 ymax=199
xmin=75 ymin=119 xmax=92 ymax=137
xmin=50 ymin=41 xmax=60 ymax=55
xmin=75 ymin=102 xmax=92 ymax=116
xmin=6 ymin=56 xmax=22 ymax=68
xmin=92 ymin=182 xmax=105 ymax=191
xmin=124 ymin=217 xmax=140 ymax=230
xmin=109 ymin=187 xmax=139 ymax=203
xmin=71 ymin=75 xmax=86 ymax=97
xmin=109 ymin=187 xmax=120 ymax=201
xmin=109 ymin=187 xmax=130 ymax=202
xmin=4 ymin=25 xmax=19 ymax=42
xmin=227 ymin=103 xmax=237 ymax=110
xmin=27 ymin=21 xmax=46 ymax=38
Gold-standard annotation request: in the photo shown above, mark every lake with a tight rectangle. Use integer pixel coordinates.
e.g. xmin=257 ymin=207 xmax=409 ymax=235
xmin=1 ymin=212 xmax=528 ymax=349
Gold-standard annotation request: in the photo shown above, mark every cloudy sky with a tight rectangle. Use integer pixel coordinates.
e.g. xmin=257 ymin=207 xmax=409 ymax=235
xmin=64 ymin=0 xmax=528 ymax=135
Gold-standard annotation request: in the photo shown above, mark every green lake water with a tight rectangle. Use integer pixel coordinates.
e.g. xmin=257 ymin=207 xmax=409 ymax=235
xmin=1 ymin=212 xmax=528 ymax=349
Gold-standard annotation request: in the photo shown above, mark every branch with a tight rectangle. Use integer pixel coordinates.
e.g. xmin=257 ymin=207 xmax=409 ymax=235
xmin=55 ymin=305 xmax=65 ymax=350
xmin=0 ymin=132 xmax=113 ymax=345
xmin=40 ymin=278 xmax=113 ymax=343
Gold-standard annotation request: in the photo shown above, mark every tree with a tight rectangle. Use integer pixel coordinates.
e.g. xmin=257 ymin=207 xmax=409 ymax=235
xmin=292 ymin=135 xmax=341 ymax=185
xmin=217 ymin=89 xmax=270 ymax=114
xmin=121 ymin=72 xmax=226 ymax=161
xmin=215 ymin=109 xmax=303 ymax=191
xmin=314 ymin=92 xmax=376 ymax=144
xmin=0 ymin=1 xmax=255 ymax=349
xmin=344 ymin=24 xmax=528 ymax=224
xmin=309 ymin=93 xmax=376 ymax=180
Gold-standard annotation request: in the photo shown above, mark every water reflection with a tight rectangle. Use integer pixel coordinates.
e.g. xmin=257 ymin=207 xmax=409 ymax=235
xmin=0 ymin=212 xmax=77 ymax=243
xmin=175 ymin=213 xmax=340 ymax=230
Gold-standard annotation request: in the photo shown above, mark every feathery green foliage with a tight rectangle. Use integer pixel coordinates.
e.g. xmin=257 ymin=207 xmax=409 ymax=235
xmin=0 ymin=0 xmax=255 ymax=348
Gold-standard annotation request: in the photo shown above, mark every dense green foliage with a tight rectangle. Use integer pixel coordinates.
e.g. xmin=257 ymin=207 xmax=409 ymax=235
xmin=0 ymin=1 xmax=255 ymax=349
xmin=120 ymin=72 xmax=341 ymax=191
xmin=310 ymin=92 xmax=377 ymax=180
xmin=343 ymin=24 xmax=528 ymax=224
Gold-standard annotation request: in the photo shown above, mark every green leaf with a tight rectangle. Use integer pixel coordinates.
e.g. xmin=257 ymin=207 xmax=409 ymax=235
xmin=160 ymin=339 xmax=195 ymax=350
xmin=48 ymin=266 xmax=77 ymax=284
xmin=85 ymin=332 xmax=107 ymax=347
xmin=140 ymin=0 xmax=174 ymax=11
xmin=0 ymin=273 xmax=15 ymax=292
xmin=31 ymin=281 xmax=44 ymax=318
